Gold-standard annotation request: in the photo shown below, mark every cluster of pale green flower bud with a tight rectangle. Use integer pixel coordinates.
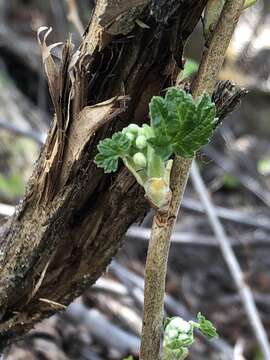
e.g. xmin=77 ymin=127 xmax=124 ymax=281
xmin=163 ymin=317 xmax=193 ymax=360
xmin=122 ymin=314 xmax=217 ymax=360
xmin=120 ymin=123 xmax=173 ymax=210
xmin=162 ymin=314 xmax=218 ymax=360
xmin=122 ymin=124 xmax=150 ymax=168
xmin=164 ymin=317 xmax=192 ymax=341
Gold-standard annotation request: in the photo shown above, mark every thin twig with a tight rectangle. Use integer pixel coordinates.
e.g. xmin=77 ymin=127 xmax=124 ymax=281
xmin=0 ymin=119 xmax=45 ymax=145
xmin=190 ymin=161 xmax=270 ymax=359
xmin=204 ymin=145 xmax=270 ymax=207
xmin=128 ymin=226 xmax=270 ymax=247
xmin=67 ymin=303 xmax=140 ymax=356
xmin=182 ymin=197 xmax=270 ymax=231
xmin=140 ymin=1 xmax=246 ymax=359
xmin=64 ymin=0 xmax=84 ymax=36
xmin=50 ymin=0 xmax=68 ymax=40
xmin=233 ymin=338 xmax=246 ymax=360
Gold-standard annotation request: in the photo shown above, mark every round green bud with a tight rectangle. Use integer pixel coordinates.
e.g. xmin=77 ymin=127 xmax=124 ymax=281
xmin=125 ymin=132 xmax=135 ymax=142
xmin=133 ymin=152 xmax=147 ymax=168
xmin=166 ymin=317 xmax=191 ymax=334
xmin=127 ymin=124 xmax=140 ymax=134
xmin=136 ymin=135 xmax=147 ymax=149
xmin=166 ymin=329 xmax=178 ymax=340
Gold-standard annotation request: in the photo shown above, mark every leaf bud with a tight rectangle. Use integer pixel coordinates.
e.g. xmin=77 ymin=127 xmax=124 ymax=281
xmin=125 ymin=132 xmax=135 ymax=141
xmin=136 ymin=135 xmax=147 ymax=149
xmin=126 ymin=124 xmax=140 ymax=134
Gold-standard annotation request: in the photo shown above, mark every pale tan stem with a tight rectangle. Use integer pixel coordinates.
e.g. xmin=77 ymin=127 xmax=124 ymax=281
xmin=140 ymin=157 xmax=191 ymax=360
xmin=65 ymin=0 xmax=84 ymax=35
xmin=140 ymin=1 xmax=245 ymax=359
xmin=192 ymin=0 xmax=245 ymax=97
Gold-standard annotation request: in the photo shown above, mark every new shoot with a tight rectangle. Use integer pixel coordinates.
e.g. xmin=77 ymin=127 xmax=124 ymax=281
xmin=95 ymin=88 xmax=217 ymax=211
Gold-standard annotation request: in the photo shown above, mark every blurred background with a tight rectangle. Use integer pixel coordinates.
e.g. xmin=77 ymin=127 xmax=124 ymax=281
xmin=0 ymin=0 xmax=270 ymax=359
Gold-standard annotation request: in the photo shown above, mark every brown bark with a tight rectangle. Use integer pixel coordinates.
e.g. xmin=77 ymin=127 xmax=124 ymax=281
xmin=0 ymin=0 xmax=207 ymax=349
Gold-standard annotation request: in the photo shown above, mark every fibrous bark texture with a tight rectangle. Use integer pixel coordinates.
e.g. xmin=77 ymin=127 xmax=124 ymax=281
xmin=0 ymin=0 xmax=207 ymax=349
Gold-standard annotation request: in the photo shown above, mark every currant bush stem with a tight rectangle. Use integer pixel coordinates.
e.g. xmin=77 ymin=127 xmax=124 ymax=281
xmin=140 ymin=1 xmax=245 ymax=359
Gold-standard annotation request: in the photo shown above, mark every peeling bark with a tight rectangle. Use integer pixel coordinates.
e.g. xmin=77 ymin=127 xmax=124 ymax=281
xmin=0 ymin=0 xmax=207 ymax=349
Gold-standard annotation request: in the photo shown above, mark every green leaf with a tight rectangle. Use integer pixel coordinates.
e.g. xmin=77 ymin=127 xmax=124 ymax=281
xmin=149 ymin=88 xmax=217 ymax=159
xmin=94 ymin=132 xmax=131 ymax=173
xmin=197 ymin=312 xmax=218 ymax=339
xmin=147 ymin=135 xmax=173 ymax=161
xmin=243 ymin=0 xmax=257 ymax=10
xmin=148 ymin=96 xmax=173 ymax=160
xmin=180 ymin=59 xmax=199 ymax=81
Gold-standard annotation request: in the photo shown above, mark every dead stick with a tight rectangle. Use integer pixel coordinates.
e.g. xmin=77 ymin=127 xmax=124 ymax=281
xmin=190 ymin=161 xmax=270 ymax=359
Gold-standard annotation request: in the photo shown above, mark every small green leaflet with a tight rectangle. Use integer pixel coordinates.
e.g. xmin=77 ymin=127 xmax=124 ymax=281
xmin=197 ymin=312 xmax=218 ymax=339
xmin=148 ymin=88 xmax=217 ymax=159
xmin=95 ymin=132 xmax=131 ymax=173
